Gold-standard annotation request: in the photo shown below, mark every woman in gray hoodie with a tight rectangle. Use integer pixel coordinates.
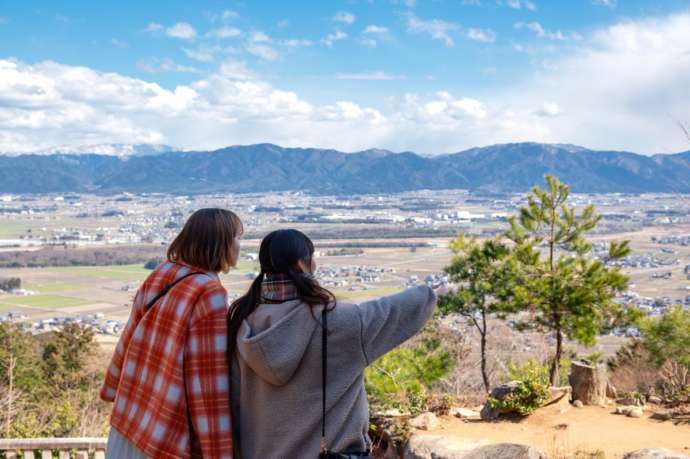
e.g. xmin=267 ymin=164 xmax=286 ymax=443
xmin=228 ymin=229 xmax=438 ymax=459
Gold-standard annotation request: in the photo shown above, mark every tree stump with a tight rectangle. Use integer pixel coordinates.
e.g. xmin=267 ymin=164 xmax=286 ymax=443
xmin=569 ymin=361 xmax=608 ymax=405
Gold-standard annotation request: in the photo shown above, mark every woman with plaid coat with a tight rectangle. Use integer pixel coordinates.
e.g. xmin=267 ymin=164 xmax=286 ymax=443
xmin=100 ymin=208 xmax=242 ymax=459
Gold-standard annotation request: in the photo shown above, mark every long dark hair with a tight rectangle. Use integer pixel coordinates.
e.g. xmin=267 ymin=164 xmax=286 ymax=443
xmin=227 ymin=229 xmax=336 ymax=357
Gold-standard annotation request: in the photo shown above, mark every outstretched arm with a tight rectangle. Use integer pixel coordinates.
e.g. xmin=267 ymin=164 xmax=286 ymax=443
xmin=355 ymin=285 xmax=437 ymax=365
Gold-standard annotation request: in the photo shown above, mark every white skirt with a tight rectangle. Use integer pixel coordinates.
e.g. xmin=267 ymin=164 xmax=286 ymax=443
xmin=105 ymin=428 xmax=150 ymax=459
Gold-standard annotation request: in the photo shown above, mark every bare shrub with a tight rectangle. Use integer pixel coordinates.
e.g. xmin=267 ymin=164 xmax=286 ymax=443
xmin=608 ymin=341 xmax=660 ymax=395
xmin=659 ymin=360 xmax=690 ymax=401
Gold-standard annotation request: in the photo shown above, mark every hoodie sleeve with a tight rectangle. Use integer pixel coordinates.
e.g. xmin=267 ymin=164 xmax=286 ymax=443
xmin=354 ymin=285 xmax=437 ymax=365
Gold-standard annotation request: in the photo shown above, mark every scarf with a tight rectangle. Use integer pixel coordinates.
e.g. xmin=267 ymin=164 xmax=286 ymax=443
xmin=261 ymin=273 xmax=299 ymax=303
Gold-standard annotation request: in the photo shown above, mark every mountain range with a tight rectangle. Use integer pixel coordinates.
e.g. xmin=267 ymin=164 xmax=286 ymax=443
xmin=1 ymin=144 xmax=174 ymax=157
xmin=1 ymin=142 xmax=689 ymax=194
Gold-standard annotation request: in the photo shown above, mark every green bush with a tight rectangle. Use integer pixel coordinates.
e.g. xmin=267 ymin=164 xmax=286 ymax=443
xmin=640 ymin=306 xmax=690 ymax=370
xmin=365 ymin=330 xmax=453 ymax=415
xmin=491 ymin=359 xmax=551 ymax=416
xmin=0 ymin=322 xmax=110 ymax=438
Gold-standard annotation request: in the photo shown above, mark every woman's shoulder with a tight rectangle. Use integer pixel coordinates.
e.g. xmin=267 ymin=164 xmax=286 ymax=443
xmin=153 ymin=261 xmax=224 ymax=289
xmin=324 ymin=300 xmax=362 ymax=326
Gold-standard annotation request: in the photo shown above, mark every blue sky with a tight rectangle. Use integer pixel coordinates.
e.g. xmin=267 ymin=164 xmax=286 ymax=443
xmin=1 ymin=0 xmax=690 ymax=154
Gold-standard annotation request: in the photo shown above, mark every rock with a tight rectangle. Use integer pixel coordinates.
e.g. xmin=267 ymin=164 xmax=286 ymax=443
xmin=627 ymin=406 xmax=644 ymax=418
xmin=409 ymin=412 xmax=440 ymax=431
xmin=543 ymin=386 xmax=572 ymax=414
xmin=463 ymin=443 xmax=547 ymax=459
xmin=618 ymin=396 xmax=645 ymax=407
xmin=615 ymin=406 xmax=633 ymax=415
xmin=569 ymin=361 xmax=608 ymax=405
xmin=480 ymin=381 xmax=521 ymax=421
xmin=648 ymin=395 xmax=663 ymax=404
xmin=546 ymin=386 xmax=571 ymax=404
xmin=403 ymin=434 xmax=488 ymax=459
xmin=623 ymin=448 xmax=690 ymax=459
xmin=573 ymin=400 xmax=584 ymax=408
xmin=450 ymin=407 xmax=480 ymax=419
xmin=651 ymin=411 xmax=673 ymax=421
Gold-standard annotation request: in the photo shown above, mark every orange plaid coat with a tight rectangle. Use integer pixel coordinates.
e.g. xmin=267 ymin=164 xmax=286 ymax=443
xmin=100 ymin=261 xmax=233 ymax=459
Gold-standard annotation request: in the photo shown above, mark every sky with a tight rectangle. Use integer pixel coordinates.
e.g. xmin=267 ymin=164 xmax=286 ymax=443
xmin=1 ymin=0 xmax=690 ymax=155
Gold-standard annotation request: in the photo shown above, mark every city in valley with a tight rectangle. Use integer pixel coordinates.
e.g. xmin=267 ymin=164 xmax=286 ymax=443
xmin=1 ymin=190 xmax=689 ymax=354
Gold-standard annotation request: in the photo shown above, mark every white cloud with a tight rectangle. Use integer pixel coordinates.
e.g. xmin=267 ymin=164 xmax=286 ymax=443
xmin=505 ymin=0 xmax=537 ymax=11
xmin=467 ymin=28 xmax=496 ymax=43
xmin=110 ymin=38 xmax=129 ymax=49
xmin=318 ymin=101 xmax=385 ymax=124
xmin=2 ymin=11 xmax=690 ymax=155
xmin=499 ymin=11 xmax=690 ymax=153
xmin=183 ymin=47 xmax=217 ymax=63
xmin=321 ymin=30 xmax=348 ymax=47
xmin=245 ymin=32 xmax=278 ymax=60
xmin=207 ymin=10 xmax=239 ymax=22
xmin=0 ymin=58 xmax=391 ymax=153
xmin=404 ymin=92 xmax=488 ymax=121
xmin=363 ymin=25 xmax=388 ymax=34
xmin=404 ymin=13 xmax=459 ymax=47
xmin=592 ymin=0 xmax=616 ymax=8
xmin=336 ymin=72 xmax=405 ymax=80
xmin=137 ymin=58 xmax=199 ymax=74
xmin=280 ymin=39 xmax=314 ymax=47
xmin=391 ymin=0 xmax=417 ymax=7
xmin=360 ymin=25 xmax=389 ymax=47
xmin=533 ymin=102 xmax=561 ymax=117
xmin=515 ymin=22 xmax=579 ymax=41
xmin=207 ymin=26 xmax=241 ymax=39
xmin=334 ymin=11 xmax=356 ymax=25
xmin=249 ymin=31 xmax=271 ymax=43
xmin=166 ymin=22 xmax=197 ymax=40
xmin=218 ymin=60 xmax=255 ymax=80
xmin=145 ymin=23 xmax=164 ymax=32
xmin=221 ymin=10 xmax=238 ymax=20
xmin=247 ymin=44 xmax=279 ymax=61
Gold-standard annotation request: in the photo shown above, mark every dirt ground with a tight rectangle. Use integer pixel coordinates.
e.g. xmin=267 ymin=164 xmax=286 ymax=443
xmin=425 ymin=404 xmax=690 ymax=458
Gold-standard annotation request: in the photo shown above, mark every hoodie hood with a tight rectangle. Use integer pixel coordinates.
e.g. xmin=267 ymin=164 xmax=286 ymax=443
xmin=236 ymin=300 xmax=320 ymax=386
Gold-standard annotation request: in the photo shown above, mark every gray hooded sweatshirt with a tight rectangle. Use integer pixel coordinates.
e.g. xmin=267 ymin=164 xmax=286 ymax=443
xmin=231 ymin=285 xmax=437 ymax=459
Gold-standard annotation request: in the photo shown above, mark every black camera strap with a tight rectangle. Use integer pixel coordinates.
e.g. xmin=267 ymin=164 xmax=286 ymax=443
xmin=321 ymin=307 xmax=328 ymax=454
xmin=145 ymin=271 xmax=205 ymax=311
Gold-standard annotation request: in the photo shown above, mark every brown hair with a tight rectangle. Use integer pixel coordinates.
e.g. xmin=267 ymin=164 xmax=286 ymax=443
xmin=167 ymin=208 xmax=243 ymax=273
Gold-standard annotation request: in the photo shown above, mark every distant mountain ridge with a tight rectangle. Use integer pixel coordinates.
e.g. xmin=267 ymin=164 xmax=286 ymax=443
xmin=1 ymin=142 xmax=689 ymax=194
xmin=0 ymin=143 xmax=174 ymax=157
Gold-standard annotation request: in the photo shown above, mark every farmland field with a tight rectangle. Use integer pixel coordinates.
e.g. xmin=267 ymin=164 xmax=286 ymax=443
xmin=0 ymin=294 xmax=92 ymax=308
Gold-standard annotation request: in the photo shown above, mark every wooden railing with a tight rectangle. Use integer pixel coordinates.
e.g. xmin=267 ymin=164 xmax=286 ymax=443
xmin=0 ymin=438 xmax=107 ymax=459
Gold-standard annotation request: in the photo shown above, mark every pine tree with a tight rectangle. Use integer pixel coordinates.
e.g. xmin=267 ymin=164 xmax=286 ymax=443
xmin=439 ymin=236 xmax=517 ymax=392
xmin=505 ymin=175 xmax=631 ymax=386
xmin=42 ymin=323 xmax=96 ymax=390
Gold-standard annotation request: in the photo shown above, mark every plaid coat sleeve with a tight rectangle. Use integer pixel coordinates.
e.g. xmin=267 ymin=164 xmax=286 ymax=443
xmin=184 ymin=285 xmax=233 ymax=459
xmin=100 ymin=288 xmax=145 ymax=402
